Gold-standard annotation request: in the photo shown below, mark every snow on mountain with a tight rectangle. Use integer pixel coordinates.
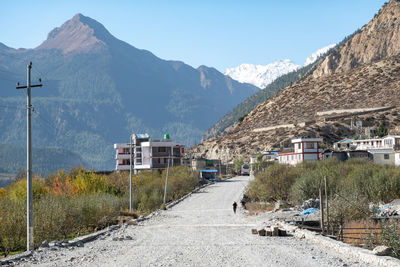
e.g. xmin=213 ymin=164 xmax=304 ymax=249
xmin=224 ymin=59 xmax=300 ymax=89
xmin=303 ymin=43 xmax=336 ymax=66
xmin=225 ymin=44 xmax=337 ymax=89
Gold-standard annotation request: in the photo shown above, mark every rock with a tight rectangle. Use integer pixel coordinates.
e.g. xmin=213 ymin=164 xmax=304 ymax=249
xmin=301 ymin=199 xmax=320 ymax=210
xmin=251 ymin=229 xmax=258 ymax=234
xmin=125 ymin=235 xmax=133 ymax=240
xmin=278 ymin=229 xmax=287 ymax=236
xmin=274 ymin=200 xmax=289 ymax=212
xmin=258 ymin=229 xmax=266 ymax=236
xmin=127 ymin=220 xmax=138 ymax=226
xmin=272 ymin=226 xmax=279 ymax=236
xmin=40 ymin=240 xmax=49 ymax=248
xmin=75 ymin=241 xmax=84 ymax=247
xmin=373 ymin=245 xmax=392 ymax=256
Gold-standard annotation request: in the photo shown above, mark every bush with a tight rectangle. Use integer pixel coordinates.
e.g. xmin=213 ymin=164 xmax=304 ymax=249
xmin=247 ymin=164 xmax=299 ymax=202
xmin=381 ymin=221 xmax=400 ymax=258
xmin=246 ymin=159 xmax=400 ymax=226
xmin=0 ymin=166 xmax=199 ymax=256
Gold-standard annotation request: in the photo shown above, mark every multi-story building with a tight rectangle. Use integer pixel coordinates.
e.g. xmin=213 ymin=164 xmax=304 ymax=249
xmin=334 ymin=135 xmax=400 ymax=166
xmin=278 ymin=137 xmax=323 ymax=165
xmin=114 ymin=134 xmax=185 ymax=171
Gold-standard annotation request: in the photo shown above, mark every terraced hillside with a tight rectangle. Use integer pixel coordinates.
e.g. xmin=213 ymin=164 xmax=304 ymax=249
xmin=191 ymin=55 xmax=400 ymax=162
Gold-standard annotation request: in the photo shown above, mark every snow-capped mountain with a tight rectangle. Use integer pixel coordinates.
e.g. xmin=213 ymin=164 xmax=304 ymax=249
xmin=304 ymin=43 xmax=336 ymax=66
xmin=224 ymin=59 xmax=300 ymax=89
xmin=225 ymin=44 xmax=337 ymax=89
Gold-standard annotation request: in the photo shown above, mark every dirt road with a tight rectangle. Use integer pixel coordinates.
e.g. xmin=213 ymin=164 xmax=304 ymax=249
xmin=19 ymin=176 xmax=368 ymax=266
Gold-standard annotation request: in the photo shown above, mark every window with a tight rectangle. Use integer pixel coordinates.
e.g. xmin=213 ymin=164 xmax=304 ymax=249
xmin=306 ymin=143 xmax=314 ymax=149
xmin=384 ymin=154 xmax=390 ymax=160
xmin=159 ymin=147 xmax=166 ymax=153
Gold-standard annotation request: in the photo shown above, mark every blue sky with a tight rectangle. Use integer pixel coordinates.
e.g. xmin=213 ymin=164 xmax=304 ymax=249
xmin=0 ymin=0 xmax=386 ymax=72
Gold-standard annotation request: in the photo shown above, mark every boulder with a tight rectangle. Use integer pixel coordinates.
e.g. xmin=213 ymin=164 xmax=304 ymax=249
xmin=251 ymin=229 xmax=258 ymax=234
xmin=272 ymin=226 xmax=279 ymax=236
xmin=278 ymin=229 xmax=287 ymax=236
xmin=373 ymin=245 xmax=392 ymax=256
xmin=258 ymin=229 xmax=266 ymax=236
xmin=40 ymin=240 xmax=49 ymax=248
xmin=274 ymin=200 xmax=290 ymax=212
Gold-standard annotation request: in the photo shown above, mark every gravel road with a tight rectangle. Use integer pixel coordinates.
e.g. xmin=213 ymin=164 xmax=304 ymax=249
xmin=18 ymin=176 xmax=370 ymax=266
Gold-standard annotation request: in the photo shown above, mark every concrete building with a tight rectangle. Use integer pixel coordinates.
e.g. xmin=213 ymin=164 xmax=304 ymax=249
xmin=278 ymin=137 xmax=323 ymax=165
xmin=114 ymin=133 xmax=184 ymax=171
xmin=334 ymin=135 xmax=400 ymax=166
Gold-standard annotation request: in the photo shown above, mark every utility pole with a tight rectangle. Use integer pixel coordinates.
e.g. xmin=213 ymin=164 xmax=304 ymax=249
xmin=16 ymin=62 xmax=42 ymax=251
xmin=163 ymin=152 xmax=171 ymax=205
xmin=319 ymin=186 xmax=325 ymax=235
xmin=324 ymin=176 xmax=330 ymax=235
xmin=129 ymin=134 xmax=133 ymax=211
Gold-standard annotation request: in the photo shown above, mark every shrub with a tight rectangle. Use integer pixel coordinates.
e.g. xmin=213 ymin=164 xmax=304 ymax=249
xmin=247 ymin=164 xmax=299 ymax=202
xmin=0 ymin=166 xmax=199 ymax=255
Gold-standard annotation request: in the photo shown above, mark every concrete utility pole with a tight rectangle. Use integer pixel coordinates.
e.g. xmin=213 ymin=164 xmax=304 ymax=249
xmin=16 ymin=62 xmax=42 ymax=251
xmin=129 ymin=134 xmax=133 ymax=211
xmin=163 ymin=152 xmax=171 ymax=205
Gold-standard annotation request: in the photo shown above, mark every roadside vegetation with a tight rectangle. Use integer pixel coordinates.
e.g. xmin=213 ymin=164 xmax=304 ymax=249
xmin=0 ymin=166 xmax=199 ymax=257
xmin=246 ymin=158 xmax=400 ymax=257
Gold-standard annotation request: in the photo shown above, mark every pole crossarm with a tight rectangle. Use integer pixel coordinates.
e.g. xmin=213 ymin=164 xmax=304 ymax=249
xmin=16 ymin=84 xmax=42 ymax=89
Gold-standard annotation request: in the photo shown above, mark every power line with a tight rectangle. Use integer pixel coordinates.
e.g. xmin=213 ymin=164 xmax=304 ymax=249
xmin=0 ymin=74 xmax=17 ymax=83
xmin=0 ymin=51 xmax=26 ymax=62
xmin=0 ymin=67 xmax=23 ymax=77
xmin=32 ymin=109 xmax=73 ymax=138
xmin=0 ymin=52 xmax=47 ymax=81
xmin=0 ymin=104 xmax=24 ymax=110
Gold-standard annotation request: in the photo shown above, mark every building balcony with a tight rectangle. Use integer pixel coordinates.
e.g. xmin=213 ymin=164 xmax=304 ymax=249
xmin=115 ymin=154 xmax=131 ymax=160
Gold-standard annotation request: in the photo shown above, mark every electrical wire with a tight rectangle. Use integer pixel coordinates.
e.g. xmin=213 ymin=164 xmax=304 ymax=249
xmin=32 ymin=109 xmax=73 ymax=138
xmin=0 ymin=67 xmax=23 ymax=78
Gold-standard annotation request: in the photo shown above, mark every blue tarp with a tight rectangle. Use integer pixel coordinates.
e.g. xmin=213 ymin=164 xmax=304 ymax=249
xmin=300 ymin=208 xmax=319 ymax=215
xmin=200 ymin=170 xmax=218 ymax=173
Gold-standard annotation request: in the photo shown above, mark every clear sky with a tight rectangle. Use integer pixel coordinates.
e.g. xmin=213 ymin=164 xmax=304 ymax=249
xmin=0 ymin=0 xmax=386 ymax=72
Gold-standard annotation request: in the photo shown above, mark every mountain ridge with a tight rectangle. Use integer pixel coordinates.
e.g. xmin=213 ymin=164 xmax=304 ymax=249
xmin=193 ymin=0 xmax=400 ymax=163
xmin=0 ymin=14 xmax=258 ymax=170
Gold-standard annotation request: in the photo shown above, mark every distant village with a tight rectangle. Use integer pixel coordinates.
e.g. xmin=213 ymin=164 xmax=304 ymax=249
xmin=113 ymin=125 xmax=400 ymax=180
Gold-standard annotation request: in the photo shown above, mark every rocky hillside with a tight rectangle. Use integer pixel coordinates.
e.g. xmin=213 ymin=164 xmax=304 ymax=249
xmin=203 ymin=0 xmax=400 ymax=142
xmin=192 ymin=54 xmax=400 ymax=162
xmin=192 ymin=0 xmax=400 ymax=163
xmin=313 ymin=0 xmax=400 ymax=77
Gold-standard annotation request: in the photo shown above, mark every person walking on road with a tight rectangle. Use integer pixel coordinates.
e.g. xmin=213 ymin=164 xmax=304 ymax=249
xmin=232 ymin=201 xmax=238 ymax=214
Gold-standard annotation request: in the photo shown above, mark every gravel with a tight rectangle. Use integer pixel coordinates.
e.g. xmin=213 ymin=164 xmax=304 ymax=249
xmin=15 ymin=176 xmax=376 ymax=266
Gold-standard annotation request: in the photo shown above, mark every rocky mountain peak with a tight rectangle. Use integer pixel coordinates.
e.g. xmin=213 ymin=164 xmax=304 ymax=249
xmin=36 ymin=13 xmax=114 ymax=54
xmin=312 ymin=0 xmax=400 ymax=77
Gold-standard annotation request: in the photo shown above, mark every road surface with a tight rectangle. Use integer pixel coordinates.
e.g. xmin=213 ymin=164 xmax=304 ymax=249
xmin=20 ymin=176 xmax=366 ymax=266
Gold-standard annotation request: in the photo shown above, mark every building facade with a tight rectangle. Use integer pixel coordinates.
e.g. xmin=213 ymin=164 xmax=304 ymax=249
xmin=334 ymin=135 xmax=400 ymax=166
xmin=278 ymin=138 xmax=323 ymax=165
xmin=114 ymin=134 xmax=184 ymax=171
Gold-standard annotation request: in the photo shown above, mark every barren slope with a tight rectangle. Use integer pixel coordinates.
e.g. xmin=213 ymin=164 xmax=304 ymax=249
xmin=192 ymin=55 xmax=400 ymax=162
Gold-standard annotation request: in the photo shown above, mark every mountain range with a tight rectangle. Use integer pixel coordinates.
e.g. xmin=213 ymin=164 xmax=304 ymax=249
xmin=0 ymin=14 xmax=258 ymax=170
xmin=194 ymin=0 xmax=400 ymax=162
xmin=224 ymin=44 xmax=336 ymax=89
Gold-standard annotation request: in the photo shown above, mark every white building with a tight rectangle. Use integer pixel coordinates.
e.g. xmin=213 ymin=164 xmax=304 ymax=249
xmin=278 ymin=138 xmax=323 ymax=165
xmin=348 ymin=135 xmax=400 ymax=166
xmin=114 ymin=134 xmax=185 ymax=171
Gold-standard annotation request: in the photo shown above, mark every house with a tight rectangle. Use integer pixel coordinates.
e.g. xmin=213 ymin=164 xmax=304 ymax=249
xmin=114 ymin=133 xmax=184 ymax=171
xmin=278 ymin=137 xmax=323 ymax=165
xmin=190 ymin=158 xmax=226 ymax=175
xmin=334 ymin=135 xmax=400 ymax=165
